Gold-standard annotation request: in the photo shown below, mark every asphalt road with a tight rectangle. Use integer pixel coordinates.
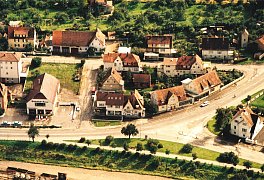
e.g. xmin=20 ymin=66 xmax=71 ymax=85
xmin=0 ymin=63 xmax=264 ymax=164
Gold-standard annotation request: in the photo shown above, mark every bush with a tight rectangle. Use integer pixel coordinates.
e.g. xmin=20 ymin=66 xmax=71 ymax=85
xmin=149 ymin=145 xmax=158 ymax=154
xmin=157 ymin=143 xmax=163 ymax=149
xmin=110 ymin=143 xmax=117 ymax=148
xmin=218 ymin=152 xmax=239 ymax=165
xmin=149 ymin=158 xmax=160 ymax=169
xmin=40 ymin=140 xmax=47 ymax=149
xmin=180 ymin=144 xmax=193 ymax=154
xmin=123 ymin=142 xmax=129 ymax=151
xmin=243 ymin=161 xmax=252 ymax=169
xmin=231 ymin=173 xmax=248 ymax=180
xmin=58 ymin=143 xmax=66 ymax=150
xmin=165 ymin=149 xmax=170 ymax=155
xmin=31 ymin=57 xmax=42 ymax=68
xmin=192 ymin=153 xmax=197 ymax=160
xmin=105 ymin=135 xmax=114 ymax=145
xmin=136 ymin=143 xmax=143 ymax=151
xmin=78 ymin=137 xmax=86 ymax=143
xmin=86 ymin=140 xmax=91 ymax=146
xmin=146 ymin=139 xmax=159 ymax=154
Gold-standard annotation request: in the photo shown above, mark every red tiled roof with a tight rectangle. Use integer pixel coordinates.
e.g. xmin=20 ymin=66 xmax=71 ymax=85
xmin=233 ymin=107 xmax=257 ymax=127
xmin=176 ymin=55 xmax=203 ymax=70
xmin=146 ymin=35 xmax=173 ymax=46
xmin=152 ymin=85 xmax=187 ymax=106
xmin=26 ymin=73 xmax=60 ymax=104
xmin=52 ymin=28 xmax=105 ymax=47
xmin=8 ymin=26 xmax=35 ymax=39
xmin=256 ymin=35 xmax=264 ymax=50
xmin=133 ymin=74 xmax=151 ymax=83
xmin=191 ymin=70 xmax=222 ymax=94
xmin=0 ymin=52 xmax=22 ymax=62
xmin=106 ymin=93 xmax=124 ymax=106
xmin=103 ymin=53 xmax=140 ymax=67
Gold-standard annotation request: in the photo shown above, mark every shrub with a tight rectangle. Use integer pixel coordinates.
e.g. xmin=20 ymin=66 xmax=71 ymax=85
xmin=31 ymin=57 xmax=42 ymax=68
xmin=180 ymin=144 xmax=193 ymax=153
xmin=243 ymin=161 xmax=252 ymax=169
xmin=157 ymin=143 xmax=163 ymax=149
xmin=86 ymin=139 xmax=91 ymax=146
xmin=105 ymin=135 xmax=114 ymax=145
xmin=192 ymin=153 xmax=197 ymax=160
xmin=136 ymin=143 xmax=143 ymax=151
xmin=231 ymin=173 xmax=248 ymax=180
xmin=79 ymin=137 xmax=86 ymax=143
xmin=146 ymin=139 xmax=159 ymax=154
xmin=165 ymin=149 xmax=170 ymax=155
xmin=218 ymin=152 xmax=239 ymax=165
xmin=58 ymin=143 xmax=66 ymax=150
xmin=81 ymin=146 xmax=88 ymax=152
xmin=149 ymin=145 xmax=158 ymax=154
xmin=149 ymin=158 xmax=160 ymax=169
xmin=110 ymin=143 xmax=117 ymax=148
xmin=123 ymin=142 xmax=129 ymax=151
xmin=40 ymin=140 xmax=47 ymax=149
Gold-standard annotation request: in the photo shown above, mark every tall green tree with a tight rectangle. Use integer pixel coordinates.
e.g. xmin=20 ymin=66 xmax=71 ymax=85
xmin=27 ymin=124 xmax=39 ymax=142
xmin=121 ymin=124 xmax=139 ymax=139
xmin=215 ymin=108 xmax=233 ymax=131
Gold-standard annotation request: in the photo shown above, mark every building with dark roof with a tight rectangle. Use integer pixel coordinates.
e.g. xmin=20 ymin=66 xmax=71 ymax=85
xmin=132 ymin=74 xmax=151 ymax=89
xmin=7 ymin=26 xmax=37 ymax=50
xmin=26 ymin=73 xmax=60 ymax=116
xmin=52 ymin=28 xmax=105 ymax=55
xmin=201 ymin=37 xmax=234 ymax=60
xmin=94 ymin=90 xmax=145 ymax=118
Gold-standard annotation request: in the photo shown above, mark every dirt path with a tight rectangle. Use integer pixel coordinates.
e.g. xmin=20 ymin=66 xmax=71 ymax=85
xmin=0 ymin=161 xmax=170 ymax=180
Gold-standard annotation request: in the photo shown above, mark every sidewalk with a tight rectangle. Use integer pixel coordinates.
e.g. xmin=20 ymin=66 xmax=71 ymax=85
xmin=49 ymin=139 xmax=263 ymax=173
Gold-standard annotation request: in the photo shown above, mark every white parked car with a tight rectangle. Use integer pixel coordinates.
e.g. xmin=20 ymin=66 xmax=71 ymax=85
xmin=200 ymin=101 xmax=209 ymax=107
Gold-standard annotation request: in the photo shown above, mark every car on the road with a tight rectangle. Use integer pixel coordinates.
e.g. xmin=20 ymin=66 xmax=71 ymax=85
xmin=200 ymin=101 xmax=209 ymax=107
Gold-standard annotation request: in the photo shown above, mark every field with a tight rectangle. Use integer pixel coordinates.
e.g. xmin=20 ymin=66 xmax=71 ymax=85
xmin=25 ymin=63 xmax=81 ymax=94
xmin=92 ymin=120 xmax=121 ymax=127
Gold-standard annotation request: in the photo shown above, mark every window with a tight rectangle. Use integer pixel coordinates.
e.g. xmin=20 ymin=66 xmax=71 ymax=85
xmin=6 ymin=72 xmax=8 ymax=75
xmin=10 ymin=62 xmax=12 ymax=64
xmin=234 ymin=131 xmax=236 ymax=134
xmin=242 ymin=128 xmax=247 ymax=132
xmin=234 ymin=126 xmax=236 ymax=129
xmin=35 ymin=102 xmax=45 ymax=107
xmin=116 ymin=106 xmax=120 ymax=108
xmin=11 ymin=67 xmax=12 ymax=69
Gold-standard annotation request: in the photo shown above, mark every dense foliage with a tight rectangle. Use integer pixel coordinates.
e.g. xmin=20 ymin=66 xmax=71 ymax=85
xmin=0 ymin=140 xmax=263 ymax=180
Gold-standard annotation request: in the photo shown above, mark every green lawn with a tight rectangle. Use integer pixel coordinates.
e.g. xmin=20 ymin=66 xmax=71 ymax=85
xmin=251 ymin=94 xmax=264 ymax=108
xmin=92 ymin=121 xmax=121 ymax=127
xmin=72 ymin=138 xmax=262 ymax=169
xmin=25 ymin=63 xmax=81 ymax=94
xmin=207 ymin=117 xmax=221 ymax=136
xmin=241 ymin=90 xmax=264 ymax=104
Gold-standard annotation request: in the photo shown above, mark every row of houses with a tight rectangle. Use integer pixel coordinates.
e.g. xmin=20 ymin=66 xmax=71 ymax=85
xmin=150 ymin=70 xmax=222 ymax=113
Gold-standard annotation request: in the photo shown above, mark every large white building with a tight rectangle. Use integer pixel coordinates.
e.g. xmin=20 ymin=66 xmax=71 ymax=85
xmin=26 ymin=73 xmax=60 ymax=116
xmin=0 ymin=52 xmax=23 ymax=83
xmin=230 ymin=107 xmax=263 ymax=140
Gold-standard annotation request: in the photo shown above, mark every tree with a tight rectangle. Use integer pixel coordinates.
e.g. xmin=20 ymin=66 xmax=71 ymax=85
xmin=231 ymin=173 xmax=248 ymax=180
xmin=215 ymin=108 xmax=233 ymax=131
xmin=218 ymin=152 xmax=239 ymax=165
xmin=192 ymin=153 xmax=197 ymax=160
xmin=121 ymin=124 xmax=138 ymax=139
xmin=87 ymin=47 xmax=96 ymax=56
xmin=27 ymin=124 xmax=39 ymax=142
xmin=180 ymin=144 xmax=193 ymax=153
xmin=243 ymin=161 xmax=252 ymax=169
xmin=86 ymin=139 xmax=91 ymax=146
xmin=165 ymin=149 xmax=170 ymax=155
xmin=54 ymin=12 xmax=69 ymax=24
xmin=31 ymin=57 xmax=42 ymax=68
xmin=136 ymin=142 xmax=143 ymax=151
xmin=261 ymin=164 xmax=264 ymax=172
xmin=104 ymin=135 xmax=114 ymax=145
xmin=45 ymin=134 xmax=49 ymax=140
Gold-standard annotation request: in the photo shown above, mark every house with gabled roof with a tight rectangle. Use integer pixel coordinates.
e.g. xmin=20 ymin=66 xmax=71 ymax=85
xmin=150 ymin=85 xmax=190 ymax=113
xmin=103 ymin=53 xmax=142 ymax=72
xmin=7 ymin=26 xmax=37 ymax=50
xmin=181 ymin=70 xmax=222 ymax=100
xmin=94 ymin=90 xmax=145 ymax=118
xmin=26 ymin=73 xmax=60 ymax=116
xmin=159 ymin=55 xmax=206 ymax=77
xmin=201 ymin=37 xmax=234 ymax=60
xmin=230 ymin=107 xmax=263 ymax=140
xmin=100 ymin=67 xmax=124 ymax=92
xmin=0 ymin=52 xmax=24 ymax=84
xmin=52 ymin=28 xmax=105 ymax=55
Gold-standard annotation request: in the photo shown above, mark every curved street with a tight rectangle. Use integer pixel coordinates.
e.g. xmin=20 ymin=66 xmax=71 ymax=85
xmin=0 ymin=63 xmax=264 ymax=164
